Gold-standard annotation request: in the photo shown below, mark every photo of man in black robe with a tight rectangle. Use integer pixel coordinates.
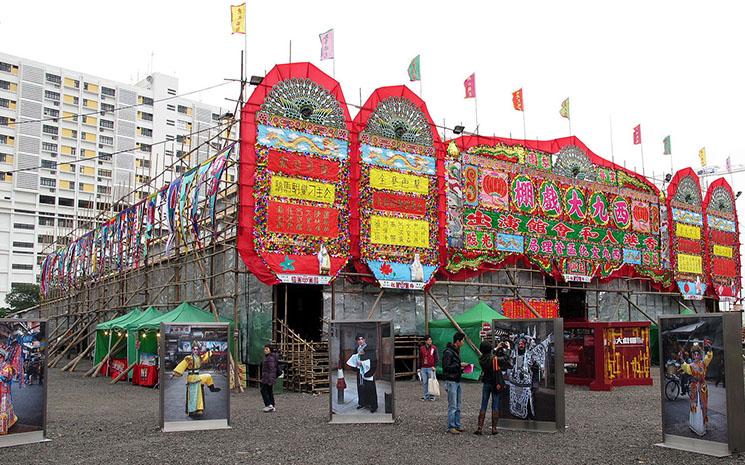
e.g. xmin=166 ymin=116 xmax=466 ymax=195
xmin=354 ymin=335 xmax=378 ymax=413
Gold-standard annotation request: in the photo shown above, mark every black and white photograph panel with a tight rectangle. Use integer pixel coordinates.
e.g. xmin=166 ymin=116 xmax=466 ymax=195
xmin=329 ymin=321 xmax=394 ymax=423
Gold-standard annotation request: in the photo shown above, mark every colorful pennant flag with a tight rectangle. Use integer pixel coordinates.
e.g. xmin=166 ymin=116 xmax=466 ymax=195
xmin=726 ymin=155 xmax=732 ymax=173
xmin=512 ymin=88 xmax=524 ymax=111
xmin=230 ymin=3 xmax=246 ymax=34
xmin=633 ymin=124 xmax=642 ymax=145
xmin=559 ymin=98 xmax=570 ymax=119
xmin=464 ymin=73 xmax=476 ymax=99
xmin=663 ymin=135 xmax=671 ymax=155
xmin=319 ymin=29 xmax=334 ymax=61
xmin=408 ymin=55 xmax=421 ymax=82
xmin=698 ymin=147 xmax=706 ymax=167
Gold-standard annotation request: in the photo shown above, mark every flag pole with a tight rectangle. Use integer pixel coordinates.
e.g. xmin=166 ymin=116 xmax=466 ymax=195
xmin=640 ymin=140 xmax=646 ymax=178
xmin=289 ymin=40 xmax=292 ymax=64
xmin=522 ymin=109 xmax=527 ymax=141
xmin=474 ymin=97 xmax=479 ymax=135
xmin=568 ymin=115 xmax=572 ymax=137
xmin=609 ymin=116 xmax=615 ymax=165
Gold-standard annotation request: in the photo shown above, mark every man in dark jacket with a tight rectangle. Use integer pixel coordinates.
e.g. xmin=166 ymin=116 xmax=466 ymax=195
xmin=261 ymin=344 xmax=279 ymax=412
xmin=442 ymin=332 xmax=466 ymax=433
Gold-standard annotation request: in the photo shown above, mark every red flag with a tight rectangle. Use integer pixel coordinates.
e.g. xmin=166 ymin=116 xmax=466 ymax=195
xmin=633 ymin=124 xmax=641 ymax=145
xmin=512 ymin=88 xmax=524 ymax=111
xmin=464 ymin=73 xmax=476 ymax=99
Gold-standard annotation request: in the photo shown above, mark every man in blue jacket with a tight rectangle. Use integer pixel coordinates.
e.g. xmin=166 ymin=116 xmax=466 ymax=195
xmin=442 ymin=332 xmax=466 ymax=433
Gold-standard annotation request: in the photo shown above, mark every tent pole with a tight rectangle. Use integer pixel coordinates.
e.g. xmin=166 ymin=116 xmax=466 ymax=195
xmin=425 ymin=290 xmax=481 ymax=356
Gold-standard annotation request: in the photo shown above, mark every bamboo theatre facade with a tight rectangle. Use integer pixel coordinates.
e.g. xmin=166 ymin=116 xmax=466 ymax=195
xmin=35 ymin=63 xmax=742 ymax=393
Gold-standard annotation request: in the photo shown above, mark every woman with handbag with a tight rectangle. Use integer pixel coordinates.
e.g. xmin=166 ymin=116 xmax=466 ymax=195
xmin=474 ymin=340 xmax=510 ymax=435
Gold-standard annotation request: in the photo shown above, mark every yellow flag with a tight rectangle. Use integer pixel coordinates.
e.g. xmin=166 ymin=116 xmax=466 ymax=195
xmin=231 ymin=3 xmax=246 ymax=34
xmin=698 ymin=147 xmax=706 ymax=167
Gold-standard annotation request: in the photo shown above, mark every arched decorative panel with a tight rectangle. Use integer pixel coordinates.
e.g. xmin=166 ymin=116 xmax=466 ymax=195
xmin=238 ymin=63 xmax=352 ymax=285
xmin=666 ymin=168 xmax=707 ymax=299
xmin=350 ymin=86 xmax=445 ymax=289
xmin=703 ymin=178 xmax=740 ymax=302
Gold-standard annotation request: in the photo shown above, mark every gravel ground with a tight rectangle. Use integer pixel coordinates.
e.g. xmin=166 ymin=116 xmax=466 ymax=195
xmin=4 ymin=364 xmax=744 ymax=465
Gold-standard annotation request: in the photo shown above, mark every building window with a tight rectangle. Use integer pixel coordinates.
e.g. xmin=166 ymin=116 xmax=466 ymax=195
xmin=42 ymin=142 xmax=58 ymax=153
xmin=13 ymin=223 xmax=35 ymax=231
xmin=167 ymin=104 xmax=175 ymax=111
xmin=38 ymin=216 xmax=55 ymax=226
xmin=139 ymin=112 xmax=153 ymax=121
xmin=166 ymin=119 xmax=175 ymax=127
xmin=99 ymin=153 xmax=112 ymax=161
xmin=12 ymin=264 xmax=34 ymax=271
xmin=58 ymin=198 xmax=74 ymax=207
xmin=97 ymin=185 xmax=111 ymax=194
xmin=0 ymin=153 xmax=8 ymax=163
xmin=44 ymin=90 xmax=60 ymax=101
xmin=41 ymin=159 xmax=57 ymax=169
xmin=98 ymin=169 xmax=112 ymax=178
xmin=167 ymin=88 xmax=176 ymax=96
xmin=40 ymin=177 xmax=56 ymax=187
xmin=101 ymin=86 xmax=115 ymax=97
xmin=166 ymin=135 xmax=175 ymax=142
xmin=139 ymin=96 xmax=154 ymax=106
xmin=177 ymin=105 xmax=189 ymax=114
xmin=139 ymin=127 xmax=152 ymax=137
xmin=0 ymin=81 xmax=11 ymax=91
xmin=0 ymin=62 xmax=14 ymax=73
xmin=46 ymin=73 xmax=61 ymax=85
xmin=0 ymin=116 xmax=11 ymax=126
xmin=42 ymin=125 xmax=58 ymax=136
xmin=137 ymin=143 xmax=151 ymax=153
xmin=177 ymin=120 xmax=190 ymax=130
xmin=100 ymin=135 xmax=113 ymax=145
xmin=39 ymin=195 xmax=55 ymax=205
xmin=44 ymin=107 xmax=59 ymax=118
xmin=78 ymin=199 xmax=94 ymax=209
xmin=99 ymin=119 xmax=114 ymax=129
xmin=37 ymin=234 xmax=54 ymax=243
xmin=0 ymin=98 xmax=14 ymax=108
xmin=101 ymin=103 xmax=115 ymax=113
xmin=164 ymin=150 xmax=173 ymax=157
xmin=12 ymin=242 xmax=34 ymax=249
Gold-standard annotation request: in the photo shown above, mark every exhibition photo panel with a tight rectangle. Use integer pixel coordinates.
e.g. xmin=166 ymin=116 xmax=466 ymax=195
xmin=492 ymin=318 xmax=564 ymax=432
xmin=658 ymin=313 xmax=745 ymax=456
xmin=160 ymin=323 xmax=230 ymax=432
xmin=0 ymin=319 xmax=47 ymax=448
xmin=329 ymin=320 xmax=395 ymax=424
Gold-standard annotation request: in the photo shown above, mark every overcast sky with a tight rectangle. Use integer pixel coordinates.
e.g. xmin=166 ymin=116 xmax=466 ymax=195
xmin=1 ymin=0 xmax=743 ymax=191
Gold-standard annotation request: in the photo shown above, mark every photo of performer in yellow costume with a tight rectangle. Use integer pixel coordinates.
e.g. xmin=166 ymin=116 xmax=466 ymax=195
xmin=171 ymin=342 xmax=222 ymax=417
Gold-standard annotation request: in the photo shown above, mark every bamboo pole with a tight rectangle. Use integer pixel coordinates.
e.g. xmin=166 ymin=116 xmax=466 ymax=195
xmin=110 ymin=362 xmax=137 ymax=384
xmin=86 ymin=337 xmax=126 ymax=377
xmin=365 ymin=290 xmax=385 ymax=319
xmin=504 ymin=269 xmax=542 ymax=318
xmin=61 ymin=341 xmax=96 ymax=372
xmin=48 ymin=319 xmax=96 ymax=367
xmin=425 ymin=290 xmax=481 ymax=356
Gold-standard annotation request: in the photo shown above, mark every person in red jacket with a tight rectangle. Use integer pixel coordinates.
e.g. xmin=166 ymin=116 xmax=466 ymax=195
xmin=418 ymin=335 xmax=439 ymax=401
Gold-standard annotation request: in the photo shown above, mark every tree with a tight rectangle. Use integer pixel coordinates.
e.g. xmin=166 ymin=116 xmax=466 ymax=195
xmin=5 ymin=283 xmax=40 ymax=313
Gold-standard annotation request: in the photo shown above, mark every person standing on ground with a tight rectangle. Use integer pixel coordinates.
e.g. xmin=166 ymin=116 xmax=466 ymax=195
xmin=418 ymin=335 xmax=439 ymax=401
xmin=261 ymin=344 xmax=279 ymax=412
xmin=475 ymin=340 xmax=510 ymax=435
xmin=442 ymin=332 xmax=466 ymax=434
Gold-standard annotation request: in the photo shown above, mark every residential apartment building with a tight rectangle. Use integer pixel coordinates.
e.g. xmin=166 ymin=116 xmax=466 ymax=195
xmin=0 ymin=52 xmax=228 ymax=304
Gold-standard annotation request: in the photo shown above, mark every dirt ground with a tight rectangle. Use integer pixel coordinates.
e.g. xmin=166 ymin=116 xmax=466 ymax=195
xmin=4 ymin=364 xmax=744 ymax=465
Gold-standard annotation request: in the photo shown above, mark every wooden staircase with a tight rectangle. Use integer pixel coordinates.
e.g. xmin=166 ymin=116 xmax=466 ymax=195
xmin=274 ymin=319 xmax=329 ymax=394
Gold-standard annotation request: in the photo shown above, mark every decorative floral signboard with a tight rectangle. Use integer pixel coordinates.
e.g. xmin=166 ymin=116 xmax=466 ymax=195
xmin=238 ymin=63 xmax=352 ymax=285
xmin=666 ymin=169 xmax=707 ymax=300
xmin=444 ymin=136 xmax=668 ymax=285
xmin=351 ymin=87 xmax=444 ymax=290
xmin=703 ymin=178 xmax=740 ymax=302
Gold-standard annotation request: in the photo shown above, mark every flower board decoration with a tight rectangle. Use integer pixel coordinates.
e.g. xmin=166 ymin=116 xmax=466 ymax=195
xmin=702 ymin=177 xmax=741 ymax=302
xmin=238 ymin=63 xmax=352 ymax=285
xmin=666 ymin=168 xmax=707 ymax=300
xmin=444 ymin=135 xmax=670 ymax=287
xmin=350 ymin=86 xmax=445 ymax=290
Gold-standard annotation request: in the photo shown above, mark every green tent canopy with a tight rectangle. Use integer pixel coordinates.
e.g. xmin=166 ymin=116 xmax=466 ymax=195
xmin=123 ymin=307 xmax=162 ymax=370
xmin=93 ymin=308 xmax=143 ymax=366
xmin=430 ymin=302 xmax=507 ymax=380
